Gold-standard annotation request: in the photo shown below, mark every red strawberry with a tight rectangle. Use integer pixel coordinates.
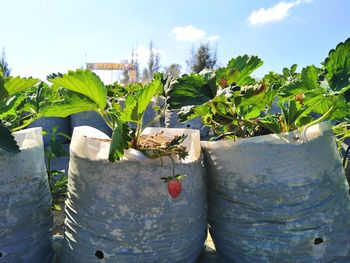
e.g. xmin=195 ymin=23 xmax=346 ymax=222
xmin=167 ymin=179 xmax=182 ymax=198
xmin=161 ymin=175 xmax=185 ymax=199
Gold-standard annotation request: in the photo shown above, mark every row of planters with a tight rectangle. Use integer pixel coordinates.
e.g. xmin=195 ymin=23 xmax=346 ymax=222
xmin=0 ymin=37 xmax=350 ymax=262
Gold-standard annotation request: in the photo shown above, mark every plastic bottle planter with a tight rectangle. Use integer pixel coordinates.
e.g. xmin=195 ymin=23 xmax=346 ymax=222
xmin=165 ymin=109 xmax=210 ymax=138
xmin=71 ymin=111 xmax=112 ymax=137
xmin=28 ymin=117 xmax=71 ymax=145
xmin=0 ymin=128 xmax=54 ymax=262
xmin=201 ymin=122 xmax=350 ymax=262
xmin=61 ymin=126 xmax=207 ymax=263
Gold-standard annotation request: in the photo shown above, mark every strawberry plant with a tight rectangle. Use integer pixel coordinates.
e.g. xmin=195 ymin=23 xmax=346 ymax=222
xmin=167 ymin=38 xmax=350 ymax=145
xmin=0 ymin=70 xmax=41 ymax=153
xmin=44 ymin=126 xmax=70 ymax=210
xmin=40 ymin=71 xmax=188 ymax=197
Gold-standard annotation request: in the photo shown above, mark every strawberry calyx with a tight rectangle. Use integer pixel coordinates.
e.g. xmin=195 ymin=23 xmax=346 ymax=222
xmin=160 ymin=174 xmax=185 ymax=183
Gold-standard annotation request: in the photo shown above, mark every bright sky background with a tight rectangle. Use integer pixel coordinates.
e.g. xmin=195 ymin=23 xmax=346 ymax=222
xmin=0 ymin=0 xmax=349 ymax=83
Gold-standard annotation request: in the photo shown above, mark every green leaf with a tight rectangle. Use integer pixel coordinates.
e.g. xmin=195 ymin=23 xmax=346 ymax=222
xmin=23 ymin=82 xmax=62 ymax=114
xmin=279 ymin=66 xmax=322 ymax=97
xmin=49 ymin=69 xmax=107 ymax=109
xmin=4 ymin=76 xmax=39 ymax=96
xmin=0 ymin=94 xmax=26 ymax=118
xmin=53 ymin=204 xmax=62 ymax=211
xmin=216 ymin=55 xmax=263 ymax=87
xmin=301 ymin=65 xmax=322 ymax=91
xmin=290 ymin=64 xmax=298 ymax=75
xmin=325 ymin=38 xmax=350 ymax=92
xmin=0 ymin=124 xmax=20 ymax=153
xmin=108 ymin=120 xmax=132 ymax=162
xmin=40 ymin=90 xmax=99 ymax=118
xmin=167 ymin=73 xmax=216 ymax=109
xmin=282 ymin=67 xmax=290 ymax=78
xmin=137 ymin=77 xmax=162 ymax=116
xmin=304 ymin=92 xmax=348 ymax=120
xmin=48 ymin=138 xmax=69 ymax=158
xmin=258 ymin=116 xmax=281 ymax=134
xmin=0 ymin=83 xmax=9 ymax=100
xmin=118 ymin=95 xmax=138 ymax=123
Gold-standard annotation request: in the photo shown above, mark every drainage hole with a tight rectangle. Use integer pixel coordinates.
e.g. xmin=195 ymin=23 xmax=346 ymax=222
xmin=95 ymin=250 xmax=104 ymax=259
xmin=186 ymin=124 xmax=191 ymax=128
xmin=314 ymin=238 xmax=323 ymax=245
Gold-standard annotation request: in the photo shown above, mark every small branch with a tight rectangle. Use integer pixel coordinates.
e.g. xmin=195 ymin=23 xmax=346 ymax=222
xmin=142 ymin=102 xmax=167 ymax=130
xmin=343 ymin=144 xmax=350 ymax=168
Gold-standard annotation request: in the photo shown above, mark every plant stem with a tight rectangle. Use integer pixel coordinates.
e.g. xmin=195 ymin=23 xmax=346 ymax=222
xmin=343 ymin=144 xmax=350 ymax=168
xmin=212 ymin=132 xmax=237 ymax=141
xmin=99 ymin=110 xmax=114 ymax=129
xmin=134 ymin=119 xmax=143 ymax=149
xmin=168 ymin=155 xmax=175 ymax=176
xmin=11 ymin=118 xmax=36 ymax=132
xmin=301 ymin=106 xmax=334 ymax=131
xmin=143 ymin=103 xmax=167 ymax=130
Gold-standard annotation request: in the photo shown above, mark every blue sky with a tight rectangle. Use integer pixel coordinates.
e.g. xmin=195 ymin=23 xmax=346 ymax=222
xmin=0 ymin=0 xmax=349 ymax=83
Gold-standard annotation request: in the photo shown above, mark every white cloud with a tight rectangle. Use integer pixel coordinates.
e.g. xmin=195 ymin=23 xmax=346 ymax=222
xmin=248 ymin=0 xmax=312 ymax=26
xmin=171 ymin=25 xmax=220 ymax=42
xmin=208 ymin=35 xmax=220 ymax=42
xmin=171 ymin=25 xmax=206 ymax=42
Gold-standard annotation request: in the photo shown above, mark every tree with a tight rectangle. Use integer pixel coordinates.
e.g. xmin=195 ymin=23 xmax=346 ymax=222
xmin=0 ymin=48 xmax=11 ymax=76
xmin=186 ymin=43 xmax=217 ymax=73
xmin=141 ymin=68 xmax=150 ymax=83
xmin=164 ymin=63 xmax=182 ymax=78
xmin=142 ymin=41 xmax=161 ymax=82
xmin=120 ymin=59 xmax=130 ymax=85
xmin=131 ymin=46 xmax=140 ymax=82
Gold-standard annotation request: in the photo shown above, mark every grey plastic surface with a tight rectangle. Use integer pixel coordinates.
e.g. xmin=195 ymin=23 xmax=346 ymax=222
xmin=201 ymin=122 xmax=350 ymax=262
xmin=165 ymin=109 xmax=210 ymax=138
xmin=28 ymin=117 xmax=71 ymax=145
xmin=0 ymin=127 xmax=54 ymax=262
xmin=71 ymin=111 xmax=112 ymax=137
xmin=61 ymin=126 xmax=207 ymax=263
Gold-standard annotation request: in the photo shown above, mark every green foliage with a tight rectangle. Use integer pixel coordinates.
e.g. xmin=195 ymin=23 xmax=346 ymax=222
xmin=167 ymin=72 xmax=217 ymax=109
xmin=45 ymin=127 xmax=69 ymax=210
xmin=46 ymin=69 xmax=165 ymax=162
xmin=108 ymin=120 xmax=132 ymax=162
xmin=325 ymin=37 xmax=350 ymax=92
xmin=0 ymin=73 xmax=40 ymax=152
xmin=3 ymin=76 xmax=39 ymax=97
xmin=282 ymin=64 xmax=298 ymax=79
xmin=40 ymin=89 xmax=98 ymax=118
xmin=216 ymin=55 xmax=263 ymax=87
xmin=0 ymin=123 xmax=20 ymax=153
xmin=49 ymin=69 xmax=107 ymax=109
xmin=167 ymin=39 xmax=350 ymax=139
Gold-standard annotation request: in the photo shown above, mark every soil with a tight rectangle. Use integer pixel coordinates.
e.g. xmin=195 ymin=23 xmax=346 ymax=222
xmin=84 ymin=136 xmax=111 ymax=142
xmin=138 ymin=131 xmax=173 ymax=149
xmin=85 ymin=132 xmax=179 ymax=149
